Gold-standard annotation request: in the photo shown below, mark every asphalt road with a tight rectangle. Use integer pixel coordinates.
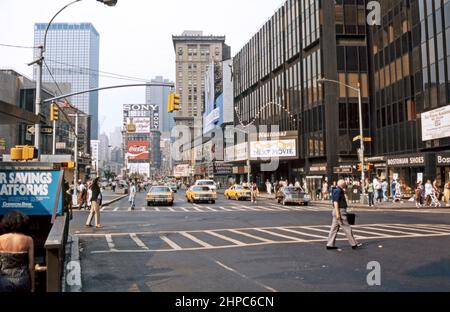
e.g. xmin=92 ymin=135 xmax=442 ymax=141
xmin=70 ymin=190 xmax=450 ymax=292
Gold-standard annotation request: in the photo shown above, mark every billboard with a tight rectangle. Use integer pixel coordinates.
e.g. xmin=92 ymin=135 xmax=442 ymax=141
xmin=250 ymin=139 xmax=297 ymax=159
xmin=127 ymin=141 xmax=150 ymax=161
xmin=123 ymin=104 xmax=160 ymax=132
xmin=0 ymin=170 xmax=63 ymax=216
xmin=127 ymin=163 xmax=150 ymax=177
xmin=173 ymin=164 xmax=191 ymax=177
xmin=421 ymin=105 xmax=450 ymax=141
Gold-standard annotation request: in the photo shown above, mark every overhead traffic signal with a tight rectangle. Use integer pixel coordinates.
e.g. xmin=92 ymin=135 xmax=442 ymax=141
xmin=357 ymin=163 xmax=363 ymax=172
xmin=168 ymin=92 xmax=181 ymax=113
xmin=10 ymin=145 xmax=38 ymax=161
xmin=50 ymin=103 xmax=59 ymax=121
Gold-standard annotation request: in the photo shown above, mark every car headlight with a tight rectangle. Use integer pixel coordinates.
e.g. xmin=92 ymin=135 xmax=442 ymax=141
xmin=285 ymin=195 xmax=293 ymax=199
xmin=304 ymin=195 xmax=311 ymax=199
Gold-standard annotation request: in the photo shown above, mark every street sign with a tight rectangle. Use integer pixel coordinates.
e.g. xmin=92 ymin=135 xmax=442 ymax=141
xmin=40 ymin=126 xmax=53 ymax=135
xmin=27 ymin=125 xmax=35 ymax=135
xmin=353 ymin=135 xmax=372 ymax=142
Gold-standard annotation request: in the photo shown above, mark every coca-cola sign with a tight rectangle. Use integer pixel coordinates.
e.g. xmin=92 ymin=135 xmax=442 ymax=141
xmin=127 ymin=141 xmax=149 ymax=160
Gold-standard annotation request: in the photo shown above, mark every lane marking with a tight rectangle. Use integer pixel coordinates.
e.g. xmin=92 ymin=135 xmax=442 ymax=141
xmin=240 ymin=205 xmax=260 ymax=211
xmin=167 ymin=207 xmax=175 ymax=212
xmin=214 ymin=260 xmax=278 ymax=293
xmin=180 ymin=232 xmax=214 ymax=248
xmin=180 ymin=207 xmax=189 ymax=212
xmin=219 ymin=206 xmax=233 ymax=212
xmin=254 ymin=228 xmax=306 ymax=242
xmin=387 ymin=224 xmax=448 ymax=234
xmin=191 ymin=206 xmax=203 ymax=212
xmin=228 ymin=229 xmax=272 ymax=243
xmin=205 ymin=231 xmax=245 ymax=246
xmin=129 ymin=234 xmax=149 ymax=250
xmin=160 ymin=235 xmax=182 ymax=250
xmin=363 ymin=225 xmax=422 ymax=236
xmin=155 ymin=207 xmax=160 ymax=212
xmin=204 ymin=206 xmax=217 ymax=211
xmin=280 ymin=228 xmax=328 ymax=239
xmin=301 ymin=226 xmax=345 ymax=237
xmin=105 ymin=235 xmax=116 ymax=251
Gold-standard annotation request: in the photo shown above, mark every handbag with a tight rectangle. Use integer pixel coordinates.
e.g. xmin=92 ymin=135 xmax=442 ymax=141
xmin=347 ymin=213 xmax=356 ymax=225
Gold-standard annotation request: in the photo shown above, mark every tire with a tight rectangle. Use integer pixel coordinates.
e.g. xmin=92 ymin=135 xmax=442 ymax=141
xmin=303 ymin=202 xmax=309 ymax=206
xmin=147 ymin=201 xmax=151 ymax=207
xmin=212 ymin=200 xmax=216 ymax=204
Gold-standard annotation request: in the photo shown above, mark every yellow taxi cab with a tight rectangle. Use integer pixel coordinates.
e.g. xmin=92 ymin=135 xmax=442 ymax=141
xmin=186 ymin=185 xmax=217 ymax=204
xmin=224 ymin=185 xmax=252 ymax=201
xmin=147 ymin=186 xmax=174 ymax=206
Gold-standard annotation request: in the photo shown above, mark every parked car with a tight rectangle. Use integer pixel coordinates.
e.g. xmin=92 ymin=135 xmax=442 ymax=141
xmin=194 ymin=179 xmax=217 ymax=191
xmin=224 ymin=185 xmax=252 ymax=201
xmin=276 ymin=187 xmax=311 ymax=206
xmin=186 ymin=186 xmax=217 ymax=204
xmin=147 ymin=186 xmax=174 ymax=206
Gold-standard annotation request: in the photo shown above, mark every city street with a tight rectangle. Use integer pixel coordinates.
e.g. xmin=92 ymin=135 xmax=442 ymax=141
xmin=71 ymin=191 xmax=450 ymax=292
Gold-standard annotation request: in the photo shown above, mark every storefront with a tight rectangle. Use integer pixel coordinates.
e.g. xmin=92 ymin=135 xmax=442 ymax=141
xmin=386 ymin=153 xmax=430 ymax=191
xmin=436 ymin=152 xmax=450 ymax=185
xmin=306 ymin=163 xmax=327 ymax=200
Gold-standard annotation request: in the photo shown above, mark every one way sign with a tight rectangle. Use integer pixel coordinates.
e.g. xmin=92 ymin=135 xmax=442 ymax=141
xmin=27 ymin=125 xmax=35 ymax=135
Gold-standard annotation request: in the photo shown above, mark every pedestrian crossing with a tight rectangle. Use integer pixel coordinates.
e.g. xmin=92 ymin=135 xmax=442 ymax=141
xmin=77 ymin=223 xmax=450 ymax=254
xmin=100 ymin=202 xmax=330 ymax=213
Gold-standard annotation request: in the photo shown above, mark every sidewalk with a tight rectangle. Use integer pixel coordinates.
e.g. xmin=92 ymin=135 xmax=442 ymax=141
xmin=257 ymin=192 xmax=450 ymax=210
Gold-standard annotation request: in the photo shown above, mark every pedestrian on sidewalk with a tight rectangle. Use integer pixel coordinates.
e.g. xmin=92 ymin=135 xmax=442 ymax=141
xmin=424 ymin=180 xmax=433 ymax=207
xmin=129 ymin=182 xmax=137 ymax=210
xmin=86 ymin=178 xmax=103 ymax=229
xmin=431 ymin=180 xmax=442 ymax=208
xmin=326 ymin=180 xmax=362 ymax=250
xmin=266 ymin=180 xmax=272 ymax=195
xmin=322 ymin=181 xmax=329 ymax=201
xmin=444 ymin=181 xmax=450 ymax=207
xmin=391 ymin=179 xmax=397 ymax=199
xmin=77 ymin=180 xmax=87 ymax=210
xmin=415 ymin=181 xmax=424 ymax=208
xmin=382 ymin=180 xmax=389 ymax=202
xmin=365 ymin=179 xmax=375 ymax=207
xmin=374 ymin=178 xmax=383 ymax=203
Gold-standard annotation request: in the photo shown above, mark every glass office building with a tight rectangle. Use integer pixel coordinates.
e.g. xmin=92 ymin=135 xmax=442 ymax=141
xmin=34 ymin=23 xmax=100 ymax=139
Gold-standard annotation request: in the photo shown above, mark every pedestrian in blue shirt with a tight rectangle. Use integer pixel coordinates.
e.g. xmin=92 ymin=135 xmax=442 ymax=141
xmin=326 ymin=180 xmax=362 ymax=250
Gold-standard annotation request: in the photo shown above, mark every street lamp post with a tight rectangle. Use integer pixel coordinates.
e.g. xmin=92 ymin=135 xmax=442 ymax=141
xmin=235 ymin=127 xmax=253 ymax=203
xmin=318 ymin=78 xmax=366 ymax=202
xmin=29 ymin=0 xmax=117 ymax=153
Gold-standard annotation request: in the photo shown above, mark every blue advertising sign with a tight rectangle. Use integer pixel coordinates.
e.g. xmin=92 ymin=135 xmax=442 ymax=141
xmin=0 ymin=170 xmax=63 ymax=217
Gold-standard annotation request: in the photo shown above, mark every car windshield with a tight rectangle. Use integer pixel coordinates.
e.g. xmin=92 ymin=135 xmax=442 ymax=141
xmin=284 ymin=187 xmax=302 ymax=194
xmin=192 ymin=186 xmax=211 ymax=192
xmin=150 ymin=187 xmax=171 ymax=193
xmin=235 ymin=186 xmax=249 ymax=190
xmin=197 ymin=181 xmax=215 ymax=186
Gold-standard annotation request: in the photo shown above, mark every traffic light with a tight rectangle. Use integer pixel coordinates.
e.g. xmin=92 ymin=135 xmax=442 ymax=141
xmin=173 ymin=93 xmax=180 ymax=111
xmin=50 ymin=103 xmax=59 ymax=121
xmin=61 ymin=161 xmax=75 ymax=169
xmin=10 ymin=145 xmax=38 ymax=161
xmin=168 ymin=92 xmax=181 ymax=113
xmin=357 ymin=163 xmax=363 ymax=172
xmin=168 ymin=93 xmax=174 ymax=113
xmin=366 ymin=163 xmax=374 ymax=172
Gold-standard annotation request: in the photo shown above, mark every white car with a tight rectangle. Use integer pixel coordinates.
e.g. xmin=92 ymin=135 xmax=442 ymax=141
xmin=194 ymin=180 xmax=217 ymax=191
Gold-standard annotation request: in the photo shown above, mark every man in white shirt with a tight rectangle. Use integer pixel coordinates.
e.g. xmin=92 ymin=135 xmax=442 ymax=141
xmin=424 ymin=180 xmax=433 ymax=207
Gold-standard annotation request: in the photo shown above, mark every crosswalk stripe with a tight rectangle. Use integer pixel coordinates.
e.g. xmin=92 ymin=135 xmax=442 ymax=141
xmin=388 ymin=224 xmax=447 ymax=234
xmin=240 ymin=205 xmax=260 ymax=211
xmin=255 ymin=206 xmax=276 ymax=211
xmin=105 ymin=235 xmax=116 ymax=250
xmin=167 ymin=207 xmax=175 ymax=212
xmin=160 ymin=235 xmax=182 ymax=250
xmin=180 ymin=207 xmax=189 ymax=212
xmin=205 ymin=231 xmax=245 ymax=246
xmin=229 ymin=206 xmax=246 ymax=211
xmin=280 ymin=228 xmax=328 ymax=239
xmin=301 ymin=226 xmax=343 ymax=236
xmin=129 ymin=234 xmax=149 ymax=250
xmin=100 ymin=207 xmax=106 ymax=212
xmin=228 ymin=230 xmax=272 ymax=243
xmin=155 ymin=207 xmax=160 ymax=212
xmin=180 ymin=232 xmax=213 ymax=248
xmin=415 ymin=224 xmax=450 ymax=231
xmin=363 ymin=225 xmax=421 ymax=236
xmin=219 ymin=207 xmax=233 ymax=211
xmin=113 ymin=207 xmax=120 ymax=212
xmin=141 ymin=207 xmax=147 ymax=212
xmin=255 ymin=228 xmax=306 ymax=241
xmin=192 ymin=206 xmax=203 ymax=212
xmin=204 ymin=206 xmax=217 ymax=211
xmin=351 ymin=228 xmax=391 ymax=237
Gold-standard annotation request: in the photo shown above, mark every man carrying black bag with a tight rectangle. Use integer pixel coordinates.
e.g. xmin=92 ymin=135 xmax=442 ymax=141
xmin=326 ymin=179 xmax=363 ymax=250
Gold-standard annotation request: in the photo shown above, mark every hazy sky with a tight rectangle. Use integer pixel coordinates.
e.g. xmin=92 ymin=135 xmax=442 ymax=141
xmin=0 ymin=0 xmax=284 ymax=136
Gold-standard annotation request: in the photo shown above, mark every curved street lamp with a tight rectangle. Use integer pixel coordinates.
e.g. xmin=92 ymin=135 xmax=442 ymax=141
xmin=30 ymin=0 xmax=117 ymax=153
xmin=317 ymin=77 xmax=366 ymax=202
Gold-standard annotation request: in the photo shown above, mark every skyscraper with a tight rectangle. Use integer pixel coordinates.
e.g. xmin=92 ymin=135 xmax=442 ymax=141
xmin=172 ymin=31 xmax=229 ymax=128
xmin=145 ymin=76 xmax=174 ymax=138
xmin=34 ymin=22 xmax=100 ymax=139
